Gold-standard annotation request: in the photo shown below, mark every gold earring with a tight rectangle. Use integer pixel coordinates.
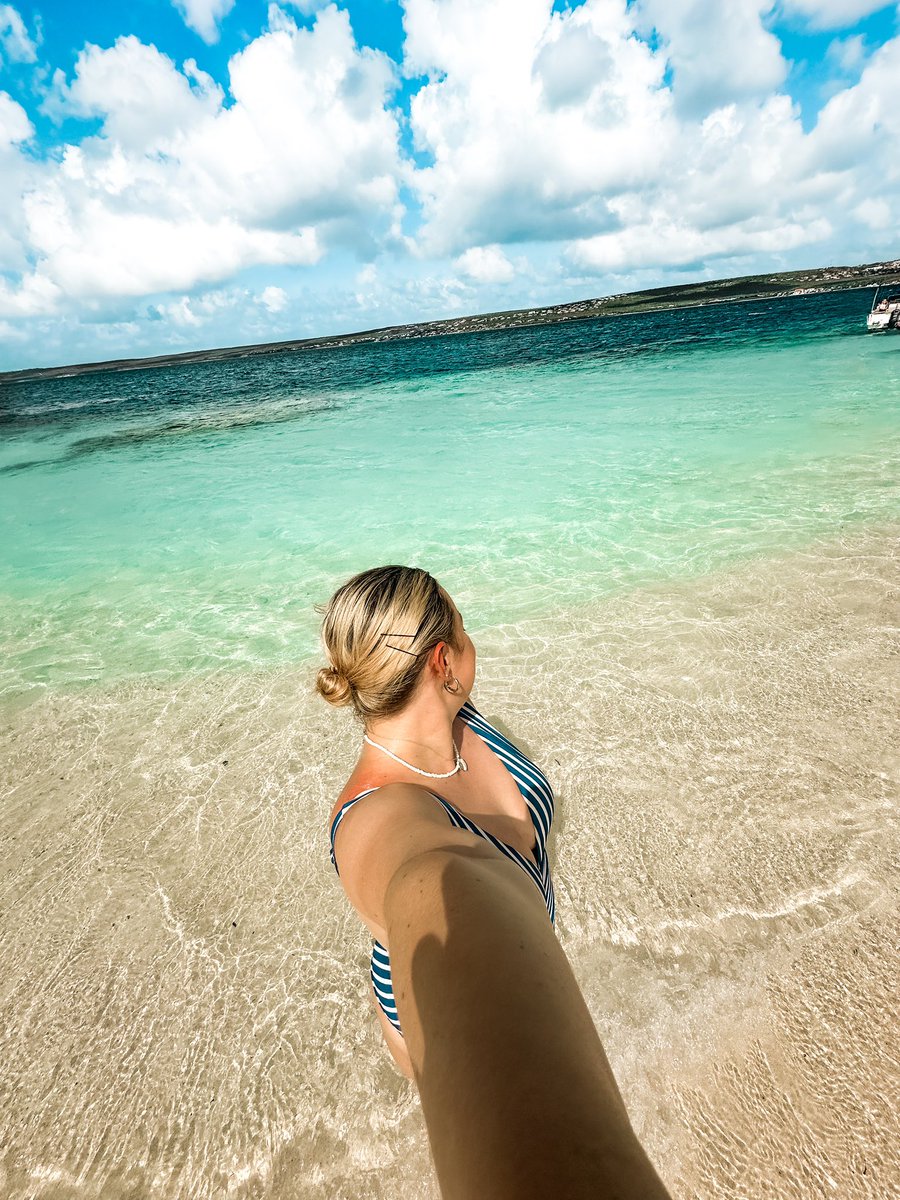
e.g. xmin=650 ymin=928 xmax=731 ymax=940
xmin=443 ymin=676 xmax=462 ymax=694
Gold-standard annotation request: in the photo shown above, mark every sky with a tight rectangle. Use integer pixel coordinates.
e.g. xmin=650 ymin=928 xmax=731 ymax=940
xmin=0 ymin=0 xmax=897 ymax=371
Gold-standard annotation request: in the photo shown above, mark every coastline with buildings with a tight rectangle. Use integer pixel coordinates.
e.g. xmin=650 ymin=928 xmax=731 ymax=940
xmin=3 ymin=259 xmax=898 ymax=385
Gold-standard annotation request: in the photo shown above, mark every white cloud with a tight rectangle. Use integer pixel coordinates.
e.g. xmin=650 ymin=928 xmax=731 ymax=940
xmin=150 ymin=288 xmax=236 ymax=328
xmin=0 ymin=272 xmax=61 ymax=319
xmin=403 ymin=0 xmax=899 ymax=282
xmin=22 ymin=194 xmax=320 ymax=299
xmin=854 ymin=197 xmax=890 ymax=228
xmin=777 ymin=0 xmax=895 ymax=28
xmin=0 ymin=89 xmax=31 ymax=147
xmin=571 ymin=213 xmax=832 ymax=273
xmin=1 ymin=7 xmax=402 ymax=313
xmin=257 ymin=285 xmax=288 ymax=312
xmin=161 ymin=296 xmax=202 ymax=326
xmin=197 ymin=8 xmax=401 ymax=234
xmin=404 ymin=0 xmax=808 ymax=265
xmin=171 ymin=0 xmax=236 ymax=44
xmin=806 ymin=34 xmax=900 ymax=172
xmin=533 ymin=21 xmax=614 ymax=110
xmin=827 ymin=32 xmax=867 ymax=70
xmin=0 ymin=91 xmax=34 ymax=271
xmin=0 ymin=4 xmax=37 ymax=64
xmin=455 ymin=244 xmax=515 ymax=283
xmin=406 ymin=0 xmax=673 ymax=254
xmin=635 ymin=0 xmax=787 ymax=115
xmin=49 ymin=37 xmax=223 ymax=149
xmin=567 ymin=85 xmax=840 ymax=273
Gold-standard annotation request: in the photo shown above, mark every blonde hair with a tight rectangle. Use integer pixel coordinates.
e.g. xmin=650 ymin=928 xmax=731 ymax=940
xmin=316 ymin=566 xmax=459 ymax=722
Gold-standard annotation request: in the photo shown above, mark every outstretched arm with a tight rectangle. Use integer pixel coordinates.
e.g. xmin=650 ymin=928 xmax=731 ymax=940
xmin=333 ymin=786 xmax=671 ymax=1199
xmin=384 ymin=842 xmax=672 ymax=1200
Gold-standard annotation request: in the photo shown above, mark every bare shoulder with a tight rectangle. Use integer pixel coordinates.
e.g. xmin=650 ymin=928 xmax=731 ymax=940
xmin=332 ymin=782 xmax=449 ymax=856
xmin=331 ymin=784 xmax=473 ymax=932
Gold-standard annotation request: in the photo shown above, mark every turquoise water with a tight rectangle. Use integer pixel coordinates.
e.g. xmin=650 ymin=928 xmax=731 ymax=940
xmin=1 ymin=290 xmax=897 ymax=697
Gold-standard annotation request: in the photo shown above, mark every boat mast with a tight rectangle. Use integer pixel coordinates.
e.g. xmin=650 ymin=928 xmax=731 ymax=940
xmin=870 ymin=286 xmax=879 ymax=312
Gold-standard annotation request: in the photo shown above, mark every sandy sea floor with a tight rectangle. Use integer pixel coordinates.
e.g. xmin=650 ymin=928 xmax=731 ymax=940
xmin=0 ymin=526 xmax=898 ymax=1199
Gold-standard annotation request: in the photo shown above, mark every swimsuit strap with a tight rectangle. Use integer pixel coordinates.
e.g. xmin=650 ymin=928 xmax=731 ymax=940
xmin=328 ymin=788 xmax=378 ymax=875
xmin=457 ymin=701 xmax=554 ymax=851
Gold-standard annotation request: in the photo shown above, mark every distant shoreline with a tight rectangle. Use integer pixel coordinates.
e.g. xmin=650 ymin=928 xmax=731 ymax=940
xmin=3 ymin=258 xmax=898 ymax=384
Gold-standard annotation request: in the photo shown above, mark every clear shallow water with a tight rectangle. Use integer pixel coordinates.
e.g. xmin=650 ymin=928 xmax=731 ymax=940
xmin=0 ymin=532 xmax=897 ymax=1200
xmin=1 ymin=289 xmax=897 ymax=698
xmin=1 ymin=291 xmax=898 ymax=1199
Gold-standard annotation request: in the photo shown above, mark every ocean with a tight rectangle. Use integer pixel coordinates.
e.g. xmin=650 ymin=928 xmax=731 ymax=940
xmin=0 ymin=289 xmax=897 ymax=1198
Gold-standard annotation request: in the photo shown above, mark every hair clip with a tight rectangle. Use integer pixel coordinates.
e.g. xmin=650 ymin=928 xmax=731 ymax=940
xmin=376 ymin=613 xmax=429 ymax=657
xmin=378 ymin=631 xmax=422 ymax=657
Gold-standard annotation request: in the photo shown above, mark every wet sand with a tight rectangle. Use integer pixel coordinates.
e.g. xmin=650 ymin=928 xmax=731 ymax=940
xmin=0 ymin=527 xmax=897 ymax=1199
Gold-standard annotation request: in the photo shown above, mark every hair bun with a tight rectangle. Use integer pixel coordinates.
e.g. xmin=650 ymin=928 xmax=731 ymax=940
xmin=316 ymin=664 xmax=353 ymax=707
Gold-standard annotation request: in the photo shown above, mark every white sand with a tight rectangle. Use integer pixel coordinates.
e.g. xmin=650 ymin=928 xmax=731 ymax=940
xmin=0 ymin=527 xmax=897 ymax=1199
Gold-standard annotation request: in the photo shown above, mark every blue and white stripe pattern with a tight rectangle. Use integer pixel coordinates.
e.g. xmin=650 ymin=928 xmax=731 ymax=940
xmin=329 ymin=700 xmax=556 ymax=1037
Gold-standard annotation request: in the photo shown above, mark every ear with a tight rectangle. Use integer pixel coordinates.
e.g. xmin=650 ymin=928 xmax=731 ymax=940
xmin=429 ymin=641 xmax=449 ymax=675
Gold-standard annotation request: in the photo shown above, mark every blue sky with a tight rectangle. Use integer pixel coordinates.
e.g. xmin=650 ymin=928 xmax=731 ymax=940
xmin=0 ymin=0 xmax=897 ymax=370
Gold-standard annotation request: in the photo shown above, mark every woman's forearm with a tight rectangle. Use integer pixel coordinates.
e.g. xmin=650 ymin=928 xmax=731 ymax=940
xmin=384 ymin=844 xmax=672 ymax=1200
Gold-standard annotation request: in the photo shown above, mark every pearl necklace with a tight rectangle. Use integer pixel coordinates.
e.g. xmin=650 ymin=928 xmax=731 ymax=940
xmin=363 ymin=734 xmax=468 ymax=778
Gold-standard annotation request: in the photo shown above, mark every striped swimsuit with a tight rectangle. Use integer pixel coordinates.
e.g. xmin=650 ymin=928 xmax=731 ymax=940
xmin=329 ymin=700 xmax=555 ymax=1037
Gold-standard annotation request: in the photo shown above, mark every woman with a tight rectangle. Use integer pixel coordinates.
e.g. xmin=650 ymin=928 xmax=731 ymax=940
xmin=318 ymin=565 xmax=671 ymax=1199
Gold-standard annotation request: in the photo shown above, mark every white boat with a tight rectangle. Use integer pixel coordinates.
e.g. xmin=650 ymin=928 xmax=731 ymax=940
xmin=867 ymin=288 xmax=900 ymax=331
